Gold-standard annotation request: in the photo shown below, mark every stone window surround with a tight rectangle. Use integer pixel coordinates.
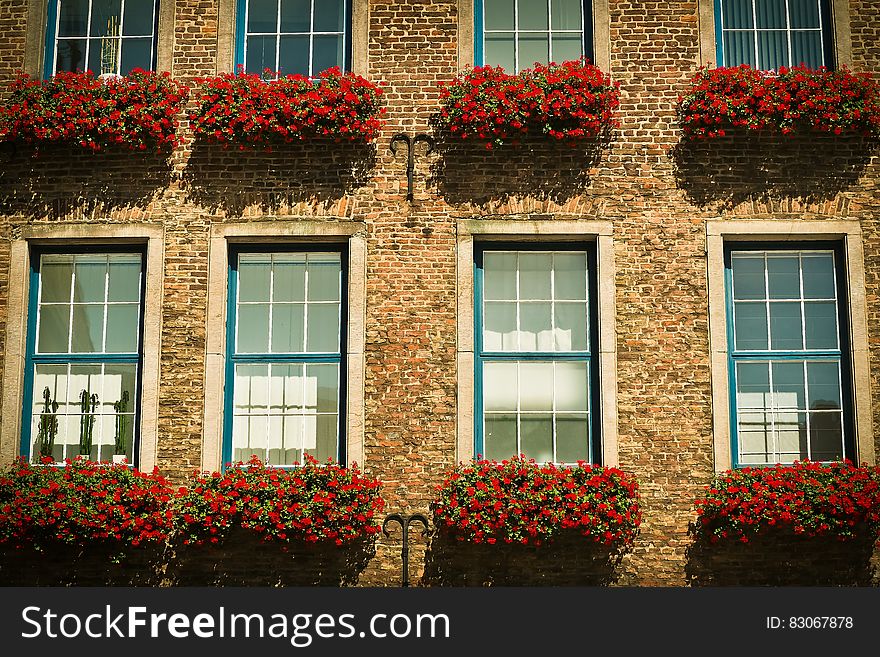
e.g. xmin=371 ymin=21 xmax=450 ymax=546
xmin=457 ymin=0 xmax=612 ymax=72
xmin=202 ymin=220 xmax=367 ymax=472
xmin=22 ymin=0 xmax=175 ymax=77
xmin=217 ymin=0 xmax=370 ymax=76
xmin=706 ymin=219 xmax=874 ymax=472
xmin=697 ymin=0 xmax=853 ymax=68
xmin=0 ymin=223 xmax=164 ymax=470
xmin=456 ymin=218 xmax=618 ymax=466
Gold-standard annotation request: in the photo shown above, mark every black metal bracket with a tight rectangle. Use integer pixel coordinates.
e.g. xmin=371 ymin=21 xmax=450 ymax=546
xmin=382 ymin=512 xmax=430 ymax=587
xmin=390 ymin=133 xmax=434 ymax=202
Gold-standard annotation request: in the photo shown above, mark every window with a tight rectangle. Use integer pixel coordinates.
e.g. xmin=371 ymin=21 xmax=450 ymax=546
xmin=43 ymin=0 xmax=160 ymax=77
xmin=475 ymin=244 xmax=600 ymax=464
xmin=476 ymin=0 xmax=593 ymax=72
xmin=714 ymin=0 xmax=834 ymax=69
xmin=236 ymin=0 xmax=350 ymax=77
xmin=725 ymin=244 xmax=855 ymax=466
xmin=224 ymin=248 xmax=346 ymax=467
xmin=22 ymin=250 xmax=144 ymax=464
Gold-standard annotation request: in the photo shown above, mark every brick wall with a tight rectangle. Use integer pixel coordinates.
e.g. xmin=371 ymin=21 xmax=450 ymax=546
xmin=0 ymin=0 xmax=879 ymax=586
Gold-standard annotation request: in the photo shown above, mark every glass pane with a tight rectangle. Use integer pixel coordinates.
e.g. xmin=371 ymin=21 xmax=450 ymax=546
xmin=804 ymin=301 xmax=838 ymax=349
xmin=56 ymin=39 xmax=87 ymax=72
xmin=235 ymin=363 xmax=269 ymax=411
xmin=774 ymin=411 xmax=806 ymax=459
xmin=520 ymin=415 xmax=553 ymax=462
xmin=767 ymin=256 xmax=800 ymax=299
xmin=551 ymin=0 xmax=582 ymax=30
xmin=554 ymin=302 xmax=588 ymax=351
xmin=755 ymin=0 xmax=787 ymax=28
xmin=769 ymin=302 xmax=803 ymax=350
xmin=483 ymin=253 xmax=517 ymax=300
xmin=485 ymin=34 xmax=515 ymax=71
xmin=104 ymin=363 xmax=136 ymax=457
xmin=313 ymin=35 xmax=343 ymax=73
xmin=270 ymin=303 xmax=304 ymax=352
xmin=309 ymin=363 xmax=339 ymax=413
xmin=107 ymin=258 xmax=141 ymax=302
xmin=105 ymin=304 xmax=139 ymax=352
xmin=32 ymin=365 xmax=68 ymax=461
xmin=280 ymin=0 xmax=310 ymax=32
xmin=266 ymin=415 xmax=285 ymax=465
xmin=791 ymin=30 xmax=823 ymax=68
xmin=801 ymin=254 xmax=835 ymax=299
xmin=553 ymin=252 xmax=587 ymax=300
xmin=38 ymin=305 xmax=71 ymax=353
xmin=67 ymin=363 xmax=102 ymax=408
xmin=789 ymin=0 xmax=821 ymax=28
xmin=519 ymin=253 xmax=551 ymax=299
xmin=238 ymin=260 xmax=271 ymax=302
xmin=484 ymin=362 xmax=518 ymax=411
xmin=520 ymin=302 xmax=552 ymax=350
xmin=519 ymin=362 xmax=553 ymax=411
xmin=807 ymin=361 xmax=841 ymax=410
xmin=306 ymin=304 xmax=339 ymax=352
xmin=738 ymin=411 xmax=772 ymax=464
xmin=237 ymin=304 xmax=270 ymax=352
xmin=281 ymin=415 xmax=303 ymax=459
xmin=484 ymin=0 xmax=514 ymax=30
xmin=551 ymin=35 xmax=582 ymax=63
xmin=310 ymin=414 xmax=338 ymax=462
xmin=484 ymin=414 xmax=517 ymax=460
xmin=71 ymin=305 xmax=104 ymax=352
xmin=272 ymin=257 xmax=306 ymax=302
xmin=89 ymin=0 xmax=122 ymax=36
xmin=279 ymin=35 xmax=309 ymax=76
xmin=555 ymin=362 xmax=588 ymax=412
xmin=248 ymin=0 xmax=280 ymax=33
xmin=484 ymin=301 xmax=517 ymax=350
xmin=246 ymin=35 xmax=277 ymax=74
xmin=123 ymin=0 xmax=155 ymax=36
xmin=736 ymin=361 xmax=770 ymax=409
xmin=518 ymin=34 xmax=549 ymax=68
xmin=772 ymin=361 xmax=805 ymax=410
xmin=758 ymin=31 xmax=788 ymax=70
xmin=721 ymin=0 xmax=754 ymax=28
xmin=73 ymin=258 xmax=106 ymax=303
xmin=732 ymin=256 xmax=765 ymax=300
xmin=722 ymin=32 xmax=756 ymax=67
xmin=120 ymin=38 xmax=153 ymax=74
xmin=733 ymin=302 xmax=768 ymax=350
xmin=313 ymin=0 xmax=345 ymax=32
xmin=307 ymin=259 xmax=341 ymax=301
xmin=519 ymin=0 xmax=549 ymax=30
xmin=809 ymin=412 xmax=843 ymax=461
xmin=59 ymin=0 xmax=89 ymax=37
xmin=41 ymin=257 xmax=73 ymax=303
xmin=269 ymin=363 xmax=298 ymax=413
xmin=556 ymin=415 xmax=589 ymax=463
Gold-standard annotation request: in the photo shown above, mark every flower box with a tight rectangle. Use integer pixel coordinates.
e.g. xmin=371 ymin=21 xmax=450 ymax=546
xmin=678 ymin=65 xmax=880 ymax=139
xmin=188 ymin=68 xmax=385 ymax=147
xmin=0 ymin=69 xmax=188 ymax=152
xmin=433 ymin=59 xmax=620 ymax=148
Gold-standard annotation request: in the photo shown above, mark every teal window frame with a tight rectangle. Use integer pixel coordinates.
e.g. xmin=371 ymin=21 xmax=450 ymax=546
xmin=475 ymin=0 xmax=594 ymax=72
xmin=474 ymin=242 xmax=601 ymax=464
xmin=21 ymin=246 xmax=146 ymax=465
xmin=724 ymin=241 xmax=855 ymax=468
xmin=713 ymin=0 xmax=835 ymax=70
xmin=234 ymin=0 xmax=352 ymax=77
xmin=42 ymin=0 xmax=160 ymax=79
xmin=222 ymin=245 xmax=348 ymax=468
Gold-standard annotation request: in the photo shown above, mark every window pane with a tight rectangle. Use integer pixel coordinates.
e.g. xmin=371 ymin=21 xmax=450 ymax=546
xmin=88 ymin=42 xmax=103 ymax=76
xmin=103 ymin=363 xmax=137 ymax=459
xmin=732 ymin=255 xmax=765 ymax=300
xmin=270 ymin=302 xmax=304 ymax=352
xmin=520 ymin=415 xmax=553 ymax=462
xmin=107 ymin=258 xmax=141 ymax=302
xmin=553 ymin=252 xmax=587 ymax=300
xmin=774 ymin=411 xmax=806 ymax=460
xmin=306 ymin=304 xmax=339 ymax=352
xmin=313 ymin=35 xmax=343 ymax=73
xmin=484 ymin=301 xmax=517 ymax=350
xmin=809 ymin=412 xmax=843 ymax=461
xmin=554 ymin=302 xmax=588 ymax=351
xmin=520 ymin=302 xmax=552 ymax=350
xmin=551 ymin=34 xmax=582 ymax=63
xmin=804 ymin=301 xmax=838 ymax=349
xmin=772 ymin=361 xmax=805 ymax=410
xmin=105 ymin=304 xmax=139 ymax=352
xmin=123 ymin=0 xmax=155 ymax=36
xmin=308 ymin=414 xmax=338 ymax=462
xmin=758 ymin=31 xmax=787 ymax=69
xmin=313 ymin=0 xmax=345 ymax=32
xmin=120 ymin=37 xmax=153 ymax=75
xmin=807 ymin=361 xmax=841 ymax=410
xmin=556 ymin=415 xmax=588 ymax=463
xmin=56 ymin=39 xmax=87 ymax=72
xmin=246 ymin=35 xmax=277 ymax=74
xmin=555 ymin=362 xmax=588 ymax=412
xmin=71 ymin=305 xmax=104 ymax=352
xmin=736 ymin=361 xmax=770 ymax=409
xmin=789 ymin=0 xmax=821 ymax=28
xmin=309 ymin=363 xmax=339 ymax=413
xmin=483 ymin=252 xmax=517 ymax=301
xmin=90 ymin=0 xmax=123 ymax=36
xmin=484 ymin=0 xmax=514 ymax=30
xmin=248 ymin=0 xmax=280 ymax=33
xmin=484 ymin=414 xmax=517 ymax=460
xmin=551 ymin=0 xmax=582 ymax=30
xmin=722 ymin=0 xmax=754 ymax=28
xmin=237 ymin=303 xmax=270 ymax=352
xmin=234 ymin=363 xmax=270 ymax=411
xmin=519 ymin=0 xmax=549 ymax=30
xmin=769 ymin=301 xmax=803 ymax=350
xmin=738 ymin=410 xmax=772 ymax=464
xmin=518 ymin=34 xmax=549 ymax=68
xmin=272 ymin=257 xmax=306 ymax=302
xmin=307 ymin=259 xmax=341 ymax=301
xmin=756 ymin=0 xmax=787 ymax=28
xmin=485 ymin=34 xmax=515 ymax=71
xmin=41 ymin=259 xmax=73 ymax=303
xmin=73 ymin=258 xmax=106 ymax=303
xmin=767 ymin=255 xmax=800 ymax=299
xmin=519 ymin=253 xmax=551 ymax=299
xmin=484 ymin=362 xmax=518 ymax=411
xmin=280 ymin=0 xmax=310 ymax=32
xmin=723 ymin=31 xmax=756 ymax=67
xmin=519 ymin=362 xmax=553 ymax=411
xmin=279 ymin=35 xmax=309 ymax=76
xmin=238 ymin=260 xmax=271 ymax=302
xmin=733 ymin=302 xmax=768 ymax=350
xmin=801 ymin=254 xmax=835 ymax=299
xmin=269 ymin=363 xmax=300 ymax=412
xmin=791 ymin=30 xmax=823 ymax=68
xmin=59 ymin=0 xmax=89 ymax=37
